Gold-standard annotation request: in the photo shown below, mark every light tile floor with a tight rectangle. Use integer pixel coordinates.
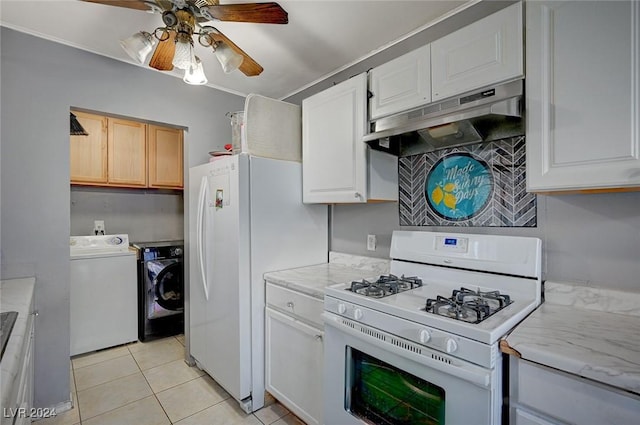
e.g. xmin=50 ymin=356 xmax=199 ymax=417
xmin=35 ymin=335 xmax=304 ymax=425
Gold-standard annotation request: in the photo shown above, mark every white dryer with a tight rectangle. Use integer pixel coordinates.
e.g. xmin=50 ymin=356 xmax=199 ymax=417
xmin=70 ymin=234 xmax=137 ymax=356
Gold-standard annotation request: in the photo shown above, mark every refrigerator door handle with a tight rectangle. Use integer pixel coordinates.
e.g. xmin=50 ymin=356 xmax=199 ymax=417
xmin=196 ymin=176 xmax=210 ymax=301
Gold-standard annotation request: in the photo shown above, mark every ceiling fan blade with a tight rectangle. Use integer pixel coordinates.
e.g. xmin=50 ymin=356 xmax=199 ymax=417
xmin=149 ymin=31 xmax=176 ymax=71
xmin=210 ymin=29 xmax=263 ymax=76
xmin=80 ymin=0 xmax=153 ymax=11
xmin=200 ymin=3 xmax=288 ymax=24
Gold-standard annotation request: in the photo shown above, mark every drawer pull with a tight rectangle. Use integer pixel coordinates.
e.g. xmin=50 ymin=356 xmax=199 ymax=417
xmin=286 ymin=301 xmax=294 ymax=308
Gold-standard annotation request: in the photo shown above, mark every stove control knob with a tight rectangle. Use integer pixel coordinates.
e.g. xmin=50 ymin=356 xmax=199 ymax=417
xmin=419 ymin=329 xmax=431 ymax=344
xmin=337 ymin=303 xmax=347 ymax=314
xmin=353 ymin=308 xmax=363 ymax=320
xmin=445 ymin=338 xmax=458 ymax=354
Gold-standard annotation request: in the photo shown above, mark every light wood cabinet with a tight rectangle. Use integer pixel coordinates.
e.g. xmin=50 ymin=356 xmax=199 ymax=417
xmin=148 ymin=125 xmax=183 ymax=189
xmin=108 ymin=118 xmax=147 ymax=187
xmin=70 ymin=112 xmax=183 ymax=189
xmin=302 ymin=73 xmax=397 ymax=204
xmin=368 ymin=44 xmax=431 ymax=120
xmin=431 ymin=1 xmax=523 ymax=101
xmin=526 ymin=0 xmax=640 ymax=192
xmin=70 ymin=111 xmax=108 ymax=184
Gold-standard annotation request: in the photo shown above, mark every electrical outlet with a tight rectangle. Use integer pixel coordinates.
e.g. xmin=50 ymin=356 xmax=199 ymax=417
xmin=93 ymin=220 xmax=105 ymax=235
xmin=367 ymin=234 xmax=377 ymax=251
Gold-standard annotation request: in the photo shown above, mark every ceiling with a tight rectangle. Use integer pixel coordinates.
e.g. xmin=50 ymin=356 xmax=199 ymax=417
xmin=0 ymin=0 xmax=474 ymax=99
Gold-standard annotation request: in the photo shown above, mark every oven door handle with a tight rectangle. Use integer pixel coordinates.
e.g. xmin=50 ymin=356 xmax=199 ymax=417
xmin=325 ymin=313 xmax=492 ymax=388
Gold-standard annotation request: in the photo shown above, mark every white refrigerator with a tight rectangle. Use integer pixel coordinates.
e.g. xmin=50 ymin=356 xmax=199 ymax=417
xmin=188 ymin=153 xmax=328 ymax=413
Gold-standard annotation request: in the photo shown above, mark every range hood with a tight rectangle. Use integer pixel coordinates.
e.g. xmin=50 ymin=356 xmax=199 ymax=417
xmin=364 ymin=79 xmax=524 ymax=156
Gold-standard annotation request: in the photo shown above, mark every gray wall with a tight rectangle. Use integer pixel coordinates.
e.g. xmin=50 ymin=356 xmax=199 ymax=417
xmin=1 ymin=28 xmax=244 ymax=408
xmin=286 ymin=0 xmax=640 ymax=292
xmin=70 ymin=187 xmax=184 ymax=243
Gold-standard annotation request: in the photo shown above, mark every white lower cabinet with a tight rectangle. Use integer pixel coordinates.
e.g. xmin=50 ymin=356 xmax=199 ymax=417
xmin=526 ymin=0 xmax=640 ymax=192
xmin=265 ymin=307 xmax=323 ymax=425
xmin=509 ymin=357 xmax=640 ymax=425
xmin=265 ymin=282 xmax=324 ymax=425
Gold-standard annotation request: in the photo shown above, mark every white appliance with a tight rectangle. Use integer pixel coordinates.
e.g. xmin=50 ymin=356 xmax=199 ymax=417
xmin=188 ymin=153 xmax=328 ymax=413
xmin=70 ymin=234 xmax=137 ymax=356
xmin=324 ymin=230 xmax=542 ymax=425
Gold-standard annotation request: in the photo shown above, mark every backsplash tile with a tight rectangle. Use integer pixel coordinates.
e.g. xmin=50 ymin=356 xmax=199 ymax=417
xmin=398 ymin=136 xmax=536 ymax=227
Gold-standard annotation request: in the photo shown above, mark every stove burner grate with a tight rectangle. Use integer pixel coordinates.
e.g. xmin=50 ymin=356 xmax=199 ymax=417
xmin=424 ymin=288 xmax=512 ymax=324
xmin=347 ymin=274 xmax=423 ymax=298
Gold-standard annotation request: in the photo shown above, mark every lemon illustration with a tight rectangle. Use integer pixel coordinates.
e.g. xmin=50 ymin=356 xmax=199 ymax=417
xmin=431 ymin=186 xmax=444 ymax=205
xmin=444 ymin=192 xmax=457 ymax=209
xmin=444 ymin=183 xmax=456 ymax=192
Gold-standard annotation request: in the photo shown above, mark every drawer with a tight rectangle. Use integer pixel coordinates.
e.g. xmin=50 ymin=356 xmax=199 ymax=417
xmin=266 ymin=282 xmax=324 ymax=328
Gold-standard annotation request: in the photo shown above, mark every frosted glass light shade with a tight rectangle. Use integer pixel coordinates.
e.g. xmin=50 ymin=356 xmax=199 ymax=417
xmin=183 ymin=57 xmax=208 ymax=85
xmin=173 ymin=40 xmax=195 ymax=70
xmin=215 ymin=43 xmax=243 ymax=73
xmin=120 ymin=31 xmax=156 ymax=63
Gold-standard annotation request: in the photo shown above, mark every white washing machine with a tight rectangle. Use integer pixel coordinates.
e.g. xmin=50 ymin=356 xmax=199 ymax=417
xmin=70 ymin=234 xmax=137 ymax=356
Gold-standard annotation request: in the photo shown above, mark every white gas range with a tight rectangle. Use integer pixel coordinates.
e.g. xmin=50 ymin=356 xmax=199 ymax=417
xmin=323 ymin=230 xmax=542 ymax=425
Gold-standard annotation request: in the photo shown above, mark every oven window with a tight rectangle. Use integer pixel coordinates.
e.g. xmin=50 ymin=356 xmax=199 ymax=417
xmin=346 ymin=347 xmax=445 ymax=425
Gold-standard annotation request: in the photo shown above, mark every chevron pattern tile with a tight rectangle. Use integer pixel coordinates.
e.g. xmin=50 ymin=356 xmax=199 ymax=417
xmin=398 ymin=136 xmax=536 ymax=227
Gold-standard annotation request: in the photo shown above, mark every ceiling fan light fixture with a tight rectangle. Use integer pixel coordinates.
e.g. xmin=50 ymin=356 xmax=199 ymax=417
xmin=120 ymin=31 xmax=157 ymax=63
xmin=172 ymin=39 xmax=195 ymax=70
xmin=215 ymin=42 xmax=244 ymax=73
xmin=184 ymin=56 xmax=208 ymax=85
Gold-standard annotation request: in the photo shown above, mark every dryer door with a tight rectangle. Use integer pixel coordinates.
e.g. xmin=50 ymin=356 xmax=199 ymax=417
xmin=146 ymin=259 xmax=183 ymax=319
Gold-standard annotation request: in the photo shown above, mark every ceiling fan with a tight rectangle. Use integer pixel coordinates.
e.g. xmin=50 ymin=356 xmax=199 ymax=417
xmin=82 ymin=0 xmax=288 ymax=79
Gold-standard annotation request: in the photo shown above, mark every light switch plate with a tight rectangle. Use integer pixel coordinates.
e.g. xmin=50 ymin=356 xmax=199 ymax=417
xmin=367 ymin=234 xmax=377 ymax=251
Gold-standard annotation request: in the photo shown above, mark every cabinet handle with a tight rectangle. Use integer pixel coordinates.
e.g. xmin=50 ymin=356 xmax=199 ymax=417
xmin=286 ymin=301 xmax=294 ymax=308
xmin=32 ymin=311 xmax=39 ymax=317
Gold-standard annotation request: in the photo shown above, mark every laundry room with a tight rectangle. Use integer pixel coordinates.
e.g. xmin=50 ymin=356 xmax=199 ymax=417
xmin=69 ymin=112 xmax=187 ymax=348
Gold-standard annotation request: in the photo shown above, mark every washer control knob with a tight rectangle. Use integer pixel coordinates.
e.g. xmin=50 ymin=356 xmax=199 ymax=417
xmin=445 ymin=338 xmax=458 ymax=353
xmin=173 ymin=247 xmax=183 ymax=256
xmin=353 ymin=308 xmax=363 ymax=320
xmin=419 ymin=329 xmax=431 ymax=344
xmin=337 ymin=303 xmax=347 ymax=314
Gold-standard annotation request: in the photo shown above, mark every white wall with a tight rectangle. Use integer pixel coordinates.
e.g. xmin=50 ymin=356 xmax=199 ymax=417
xmin=0 ymin=28 xmax=244 ymax=408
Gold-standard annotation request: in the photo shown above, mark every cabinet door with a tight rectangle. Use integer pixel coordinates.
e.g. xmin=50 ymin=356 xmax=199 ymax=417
xmin=108 ymin=118 xmax=147 ymax=186
xmin=303 ymin=73 xmax=368 ymax=203
xmin=148 ymin=125 xmax=183 ymax=189
xmin=369 ymin=44 xmax=431 ymax=120
xmin=431 ymin=2 xmax=523 ymax=101
xmin=70 ymin=111 xmax=108 ymax=184
xmin=526 ymin=0 xmax=640 ymax=192
xmin=265 ymin=308 xmax=323 ymax=425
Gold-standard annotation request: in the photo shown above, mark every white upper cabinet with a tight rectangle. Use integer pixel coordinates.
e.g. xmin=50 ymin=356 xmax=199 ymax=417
xmin=431 ymin=1 xmax=523 ymax=101
xmin=526 ymin=0 xmax=640 ymax=192
xmin=368 ymin=44 xmax=431 ymax=120
xmin=303 ymin=73 xmax=397 ymax=204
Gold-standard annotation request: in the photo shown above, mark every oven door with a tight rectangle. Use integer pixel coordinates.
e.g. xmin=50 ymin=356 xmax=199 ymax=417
xmin=324 ymin=313 xmax=499 ymax=425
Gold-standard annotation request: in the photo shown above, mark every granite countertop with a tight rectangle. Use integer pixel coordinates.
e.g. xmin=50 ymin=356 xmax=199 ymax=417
xmin=263 ymin=252 xmax=390 ymax=299
xmin=1 ymin=277 xmax=36 ymax=410
xmin=503 ymin=281 xmax=640 ymax=396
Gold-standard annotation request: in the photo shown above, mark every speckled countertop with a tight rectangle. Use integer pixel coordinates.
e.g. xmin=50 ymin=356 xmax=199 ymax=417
xmin=263 ymin=252 xmax=390 ymax=299
xmin=1 ymin=277 xmax=36 ymax=410
xmin=504 ymin=281 xmax=640 ymax=396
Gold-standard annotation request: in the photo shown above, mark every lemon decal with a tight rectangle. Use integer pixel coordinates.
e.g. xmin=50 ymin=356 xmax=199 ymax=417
xmin=431 ymin=186 xmax=444 ymax=205
xmin=443 ymin=192 xmax=457 ymax=209
xmin=425 ymin=153 xmax=493 ymax=221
